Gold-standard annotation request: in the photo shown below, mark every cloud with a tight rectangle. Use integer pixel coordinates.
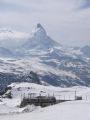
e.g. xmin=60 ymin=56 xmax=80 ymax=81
xmin=0 ymin=0 xmax=90 ymax=47
xmin=0 ymin=0 xmax=39 ymax=13
xmin=0 ymin=29 xmax=30 ymax=49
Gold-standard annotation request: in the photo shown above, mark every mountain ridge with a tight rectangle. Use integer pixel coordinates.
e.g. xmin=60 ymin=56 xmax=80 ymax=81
xmin=0 ymin=24 xmax=90 ymax=89
xmin=23 ymin=23 xmax=60 ymax=50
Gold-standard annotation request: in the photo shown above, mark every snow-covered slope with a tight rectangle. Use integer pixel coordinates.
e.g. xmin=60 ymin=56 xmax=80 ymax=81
xmin=81 ymin=45 xmax=90 ymax=58
xmin=0 ymin=24 xmax=90 ymax=88
xmin=0 ymin=47 xmax=13 ymax=57
xmin=0 ymin=82 xmax=90 ymax=120
xmin=1 ymin=100 xmax=90 ymax=120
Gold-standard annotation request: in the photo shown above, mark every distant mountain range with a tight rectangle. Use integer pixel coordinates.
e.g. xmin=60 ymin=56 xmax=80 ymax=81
xmin=81 ymin=46 xmax=90 ymax=58
xmin=0 ymin=23 xmax=90 ymax=90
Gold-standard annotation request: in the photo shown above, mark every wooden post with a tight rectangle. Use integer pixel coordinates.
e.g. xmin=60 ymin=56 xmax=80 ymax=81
xmin=21 ymin=94 xmax=22 ymax=102
xmin=64 ymin=96 xmax=65 ymax=100
xmin=28 ymin=93 xmax=29 ymax=99
xmin=69 ymin=96 xmax=70 ymax=100
xmin=22 ymin=93 xmax=25 ymax=100
xmin=75 ymin=90 xmax=76 ymax=100
xmin=59 ymin=95 xmax=61 ymax=100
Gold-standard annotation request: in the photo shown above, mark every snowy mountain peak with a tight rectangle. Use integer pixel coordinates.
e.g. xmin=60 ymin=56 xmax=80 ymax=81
xmin=37 ymin=23 xmax=44 ymax=29
xmin=23 ymin=23 xmax=59 ymax=50
xmin=32 ymin=23 xmax=47 ymax=38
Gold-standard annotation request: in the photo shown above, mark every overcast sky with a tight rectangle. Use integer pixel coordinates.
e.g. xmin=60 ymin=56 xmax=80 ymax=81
xmin=0 ymin=0 xmax=90 ymax=47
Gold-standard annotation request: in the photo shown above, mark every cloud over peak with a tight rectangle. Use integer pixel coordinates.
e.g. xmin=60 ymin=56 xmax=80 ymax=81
xmin=0 ymin=0 xmax=90 ymax=46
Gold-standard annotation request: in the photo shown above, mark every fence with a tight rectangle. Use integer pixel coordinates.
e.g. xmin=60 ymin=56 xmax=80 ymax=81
xmin=20 ymin=90 xmax=90 ymax=108
xmin=20 ymin=95 xmax=56 ymax=107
